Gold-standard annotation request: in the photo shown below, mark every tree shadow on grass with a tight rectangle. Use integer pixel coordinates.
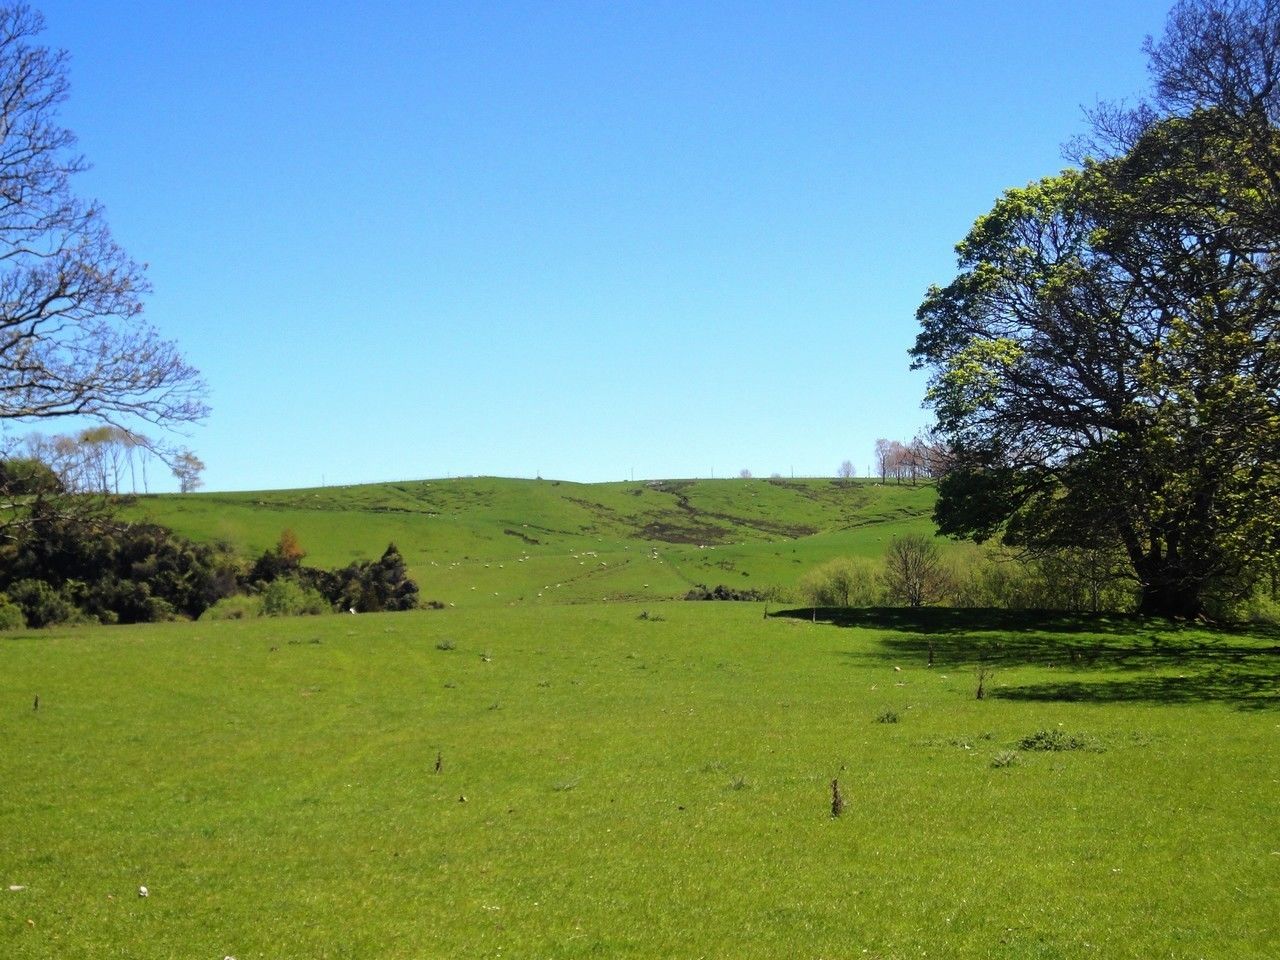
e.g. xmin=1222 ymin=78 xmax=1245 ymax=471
xmin=769 ymin=606 xmax=1280 ymax=710
xmin=990 ymin=667 xmax=1278 ymax=710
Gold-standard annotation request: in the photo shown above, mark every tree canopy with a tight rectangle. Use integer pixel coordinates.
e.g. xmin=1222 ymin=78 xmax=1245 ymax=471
xmin=911 ymin=0 xmax=1280 ymax=617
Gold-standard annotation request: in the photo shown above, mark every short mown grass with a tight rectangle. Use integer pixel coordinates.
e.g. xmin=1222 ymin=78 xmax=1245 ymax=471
xmin=1 ymin=602 xmax=1276 ymax=958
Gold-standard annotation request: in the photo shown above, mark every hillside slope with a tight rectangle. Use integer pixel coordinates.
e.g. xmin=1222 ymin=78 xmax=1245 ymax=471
xmin=126 ymin=477 xmax=938 ymax=606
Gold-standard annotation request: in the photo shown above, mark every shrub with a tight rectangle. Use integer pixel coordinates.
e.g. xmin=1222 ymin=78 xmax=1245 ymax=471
xmin=143 ymin=596 xmax=177 ymax=622
xmin=1237 ymin=593 xmax=1280 ymax=624
xmin=262 ymin=579 xmax=329 ymax=617
xmin=0 ymin=599 xmax=26 ymax=630
xmin=199 ymin=594 xmax=264 ymax=621
xmin=799 ymin=557 xmax=881 ymax=608
xmin=948 ymin=543 xmax=1137 ymax=612
xmin=683 ymin=583 xmax=765 ymax=601
xmin=7 ymin=578 xmax=81 ymax=627
xmin=328 ymin=543 xmax=419 ymax=612
xmin=0 ymin=457 xmax=64 ymax=495
xmin=0 ymin=504 xmax=239 ymax=623
xmin=1208 ymin=579 xmax=1280 ymax=624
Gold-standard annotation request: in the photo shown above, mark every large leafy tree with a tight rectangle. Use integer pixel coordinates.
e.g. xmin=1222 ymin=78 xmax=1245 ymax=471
xmin=911 ymin=1 xmax=1280 ymax=617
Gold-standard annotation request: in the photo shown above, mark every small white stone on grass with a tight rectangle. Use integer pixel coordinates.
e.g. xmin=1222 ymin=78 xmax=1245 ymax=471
xmin=138 ymin=886 xmax=148 ymax=898
xmin=8 ymin=885 xmax=25 ymax=891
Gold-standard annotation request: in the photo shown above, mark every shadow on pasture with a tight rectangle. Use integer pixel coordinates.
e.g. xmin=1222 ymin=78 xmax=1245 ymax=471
xmin=990 ymin=666 xmax=1279 ymax=710
xmin=768 ymin=605 xmax=1252 ymax=636
xmin=769 ymin=606 xmax=1280 ymax=710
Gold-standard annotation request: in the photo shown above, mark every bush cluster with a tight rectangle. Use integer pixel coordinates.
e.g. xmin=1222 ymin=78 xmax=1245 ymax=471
xmin=245 ymin=536 xmax=419 ymax=615
xmin=799 ymin=557 xmax=880 ymax=608
xmin=795 ymin=537 xmax=1143 ymax=614
xmin=0 ymin=500 xmax=239 ymax=627
xmin=0 ymin=504 xmax=423 ymax=629
xmin=683 ymin=583 xmax=766 ymax=601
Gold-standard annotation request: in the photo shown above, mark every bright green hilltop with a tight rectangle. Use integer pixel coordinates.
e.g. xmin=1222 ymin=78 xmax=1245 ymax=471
xmin=126 ymin=476 xmax=938 ymax=608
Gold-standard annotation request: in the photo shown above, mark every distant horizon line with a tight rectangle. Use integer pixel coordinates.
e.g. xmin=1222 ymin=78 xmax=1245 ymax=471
xmin=151 ymin=472 xmax=910 ymax=497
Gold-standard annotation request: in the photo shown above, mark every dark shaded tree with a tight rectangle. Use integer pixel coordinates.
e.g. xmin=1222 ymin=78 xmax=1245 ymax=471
xmin=0 ymin=500 xmax=238 ymax=623
xmin=331 ymin=543 xmax=419 ymax=613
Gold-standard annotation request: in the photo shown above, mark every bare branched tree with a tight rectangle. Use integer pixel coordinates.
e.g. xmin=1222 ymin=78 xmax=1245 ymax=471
xmin=0 ymin=6 xmax=206 ymax=539
xmin=0 ymin=6 xmax=206 ymax=436
xmin=882 ymin=534 xmax=950 ymax=607
xmin=1070 ymin=0 xmax=1280 ymax=160
xmin=1146 ymin=0 xmax=1280 ymax=123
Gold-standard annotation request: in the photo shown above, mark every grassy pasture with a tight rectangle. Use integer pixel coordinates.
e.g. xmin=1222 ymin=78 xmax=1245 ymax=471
xmin=2 ymin=603 xmax=1276 ymax=958
xmin=122 ymin=477 xmax=938 ymax=607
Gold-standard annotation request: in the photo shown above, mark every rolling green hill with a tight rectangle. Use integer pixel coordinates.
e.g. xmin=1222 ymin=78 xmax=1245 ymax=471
xmin=125 ymin=477 xmax=939 ymax=607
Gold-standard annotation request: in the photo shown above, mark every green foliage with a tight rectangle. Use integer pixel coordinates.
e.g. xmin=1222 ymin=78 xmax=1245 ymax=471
xmin=0 ymin=598 xmax=25 ymax=630
xmin=948 ymin=543 xmax=1136 ymax=613
xmin=245 ymin=537 xmax=419 ymax=616
xmin=198 ymin=594 xmax=264 ymax=621
xmin=913 ymin=106 xmax=1280 ymax=617
xmin=799 ymin=556 xmax=881 ymax=607
xmin=329 ymin=542 xmax=419 ymax=613
xmin=261 ymin=578 xmax=329 ymax=617
xmin=0 ymin=457 xmax=63 ymax=495
xmin=6 ymin=578 xmax=83 ymax=627
xmin=0 ymin=498 xmax=240 ymax=624
xmin=1204 ymin=573 xmax=1280 ymax=624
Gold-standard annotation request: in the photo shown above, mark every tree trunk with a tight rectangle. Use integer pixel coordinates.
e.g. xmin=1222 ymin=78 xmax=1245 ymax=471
xmin=1137 ymin=575 xmax=1203 ymax=619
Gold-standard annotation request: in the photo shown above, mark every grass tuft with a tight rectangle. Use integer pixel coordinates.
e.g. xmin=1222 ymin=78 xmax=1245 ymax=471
xmin=990 ymin=749 xmax=1020 ymax=768
xmin=1018 ymin=729 xmax=1104 ymax=752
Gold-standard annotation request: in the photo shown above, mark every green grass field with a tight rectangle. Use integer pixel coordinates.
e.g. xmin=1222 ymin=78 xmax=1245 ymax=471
xmin=4 ymin=477 xmax=1277 ymax=957
xmin=122 ymin=476 xmax=938 ymax=607
xmin=2 ymin=602 xmax=1277 ymax=958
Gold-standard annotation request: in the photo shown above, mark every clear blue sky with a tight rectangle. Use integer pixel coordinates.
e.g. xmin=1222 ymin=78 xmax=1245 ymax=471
xmin=36 ymin=0 xmax=1171 ymax=491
